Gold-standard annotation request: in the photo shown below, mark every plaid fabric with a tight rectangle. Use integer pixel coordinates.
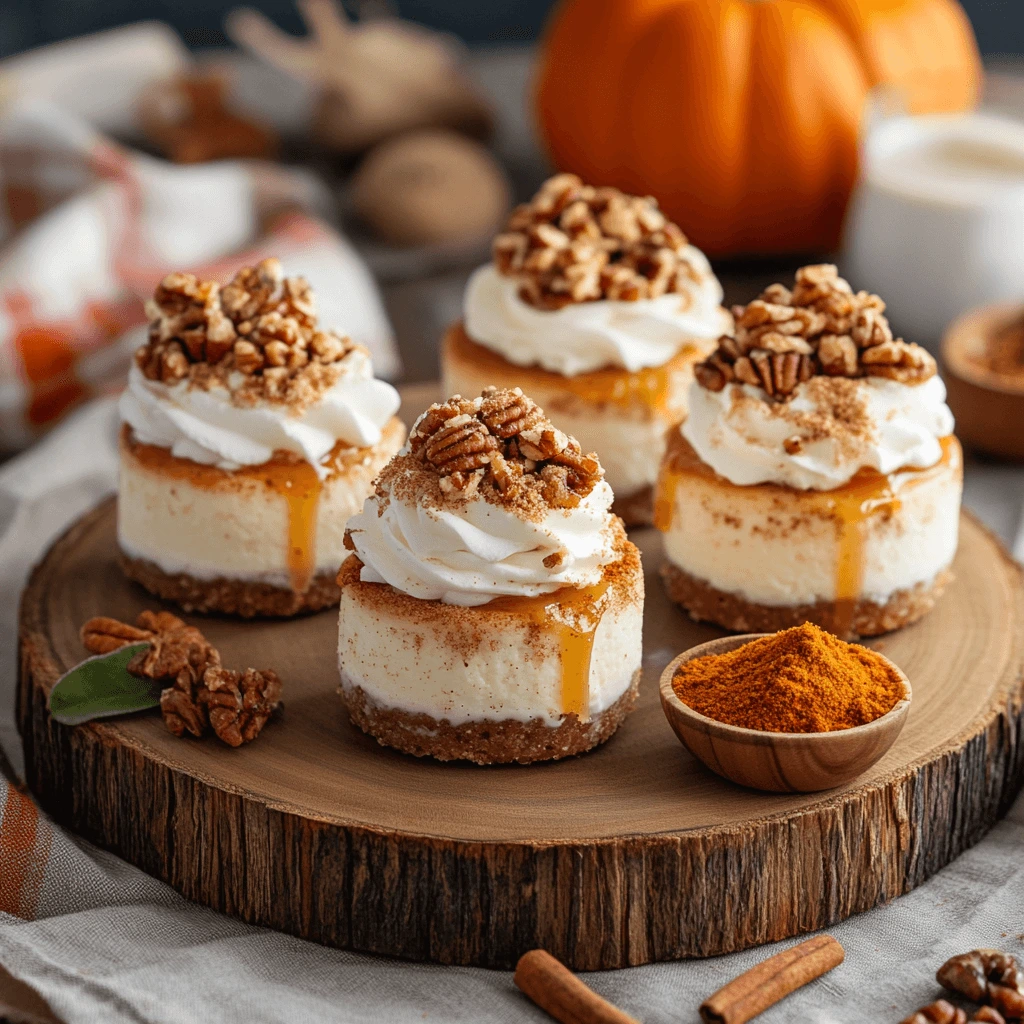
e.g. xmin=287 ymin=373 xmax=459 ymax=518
xmin=0 ymin=100 xmax=398 ymax=452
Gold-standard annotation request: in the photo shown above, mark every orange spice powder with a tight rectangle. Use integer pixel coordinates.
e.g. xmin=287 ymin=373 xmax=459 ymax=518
xmin=671 ymin=622 xmax=906 ymax=734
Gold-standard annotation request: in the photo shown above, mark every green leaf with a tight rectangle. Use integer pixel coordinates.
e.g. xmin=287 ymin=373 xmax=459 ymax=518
xmin=49 ymin=643 xmax=162 ymax=726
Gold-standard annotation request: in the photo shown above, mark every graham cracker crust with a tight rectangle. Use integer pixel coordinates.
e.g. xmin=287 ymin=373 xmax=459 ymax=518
xmin=612 ymin=485 xmax=654 ymax=529
xmin=120 ymin=553 xmax=340 ymax=618
xmin=661 ymin=561 xmax=953 ymax=639
xmin=341 ymin=669 xmax=641 ymax=765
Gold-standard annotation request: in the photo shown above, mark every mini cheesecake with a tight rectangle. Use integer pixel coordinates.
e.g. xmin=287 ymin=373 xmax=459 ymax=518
xmin=442 ymin=174 xmax=731 ymax=526
xmin=657 ymin=265 xmax=961 ymax=639
xmin=339 ymin=387 xmax=644 ymax=764
xmin=118 ymin=259 xmax=403 ymax=617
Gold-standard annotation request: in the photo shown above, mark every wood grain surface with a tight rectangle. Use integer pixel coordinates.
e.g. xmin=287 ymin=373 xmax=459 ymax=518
xmin=15 ymin=391 xmax=1024 ymax=968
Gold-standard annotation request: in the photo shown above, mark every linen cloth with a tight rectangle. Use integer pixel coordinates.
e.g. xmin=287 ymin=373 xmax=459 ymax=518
xmin=0 ymin=396 xmax=1021 ymax=1023
xmin=0 ymin=99 xmax=399 ymax=452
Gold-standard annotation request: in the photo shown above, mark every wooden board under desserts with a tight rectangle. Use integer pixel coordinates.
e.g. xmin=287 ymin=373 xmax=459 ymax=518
xmin=16 ymin=385 xmax=1024 ymax=970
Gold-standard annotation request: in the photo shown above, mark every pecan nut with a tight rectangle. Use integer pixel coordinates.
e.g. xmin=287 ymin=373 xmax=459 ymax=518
xmin=492 ymin=173 xmax=706 ymax=309
xmin=860 ymin=339 xmax=937 ymax=384
xmin=201 ymin=667 xmax=283 ymax=747
xmin=693 ymin=263 xmax=934 ymax=399
xmin=939 ymin=951 xmax=1024 ymax=1019
xmin=81 ymin=616 xmax=154 ymax=655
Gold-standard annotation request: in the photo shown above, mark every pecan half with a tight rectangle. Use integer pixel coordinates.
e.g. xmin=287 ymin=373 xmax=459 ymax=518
xmin=939 ymin=951 xmax=1024 ymax=1019
xmin=81 ymin=616 xmax=154 ymax=655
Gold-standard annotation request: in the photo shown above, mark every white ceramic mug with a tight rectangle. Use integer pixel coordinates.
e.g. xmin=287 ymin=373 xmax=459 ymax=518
xmin=844 ymin=111 xmax=1024 ymax=350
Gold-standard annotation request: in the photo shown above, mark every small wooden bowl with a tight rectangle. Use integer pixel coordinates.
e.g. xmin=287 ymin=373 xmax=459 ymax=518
xmin=942 ymin=302 xmax=1024 ymax=462
xmin=659 ymin=635 xmax=912 ymax=793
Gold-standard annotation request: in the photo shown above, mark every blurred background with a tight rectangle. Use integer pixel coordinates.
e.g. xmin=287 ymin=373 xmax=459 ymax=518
xmin=0 ymin=0 xmax=1022 ymax=52
xmin=0 ymin=0 xmax=1021 ymax=457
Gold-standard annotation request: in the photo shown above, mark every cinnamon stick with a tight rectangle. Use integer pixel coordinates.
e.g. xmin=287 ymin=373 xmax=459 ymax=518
xmin=514 ymin=950 xmax=639 ymax=1024
xmin=699 ymin=935 xmax=845 ymax=1024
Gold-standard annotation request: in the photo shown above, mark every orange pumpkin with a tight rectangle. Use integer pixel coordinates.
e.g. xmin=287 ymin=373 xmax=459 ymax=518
xmin=535 ymin=0 xmax=981 ymax=257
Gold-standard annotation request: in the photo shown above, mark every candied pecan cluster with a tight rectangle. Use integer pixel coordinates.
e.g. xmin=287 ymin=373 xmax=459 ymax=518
xmin=493 ymin=173 xmax=702 ymax=310
xmin=408 ymin=386 xmax=602 ymax=509
xmin=137 ymin=257 xmax=356 ymax=408
xmin=937 ymin=950 xmax=1024 ymax=1021
xmin=694 ymin=264 xmax=937 ymax=400
xmin=81 ymin=611 xmax=281 ymax=747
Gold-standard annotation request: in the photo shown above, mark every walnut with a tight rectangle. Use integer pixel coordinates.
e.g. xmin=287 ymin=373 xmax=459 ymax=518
xmin=201 ymin=667 xmax=282 ymax=747
xmin=411 ymin=388 xmax=603 ymax=510
xmin=860 ymin=339 xmax=937 ymax=384
xmin=939 ymin=951 xmax=1024 ymax=1019
xmin=492 ymin=173 xmax=707 ymax=310
xmin=693 ymin=263 xmax=934 ymax=400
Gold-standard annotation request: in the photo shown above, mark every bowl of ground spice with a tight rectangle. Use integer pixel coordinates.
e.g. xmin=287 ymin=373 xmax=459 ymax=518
xmin=659 ymin=623 xmax=911 ymax=793
xmin=943 ymin=302 xmax=1024 ymax=461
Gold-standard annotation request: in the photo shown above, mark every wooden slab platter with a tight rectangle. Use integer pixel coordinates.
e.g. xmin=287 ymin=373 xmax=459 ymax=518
xmin=16 ymin=386 xmax=1024 ymax=970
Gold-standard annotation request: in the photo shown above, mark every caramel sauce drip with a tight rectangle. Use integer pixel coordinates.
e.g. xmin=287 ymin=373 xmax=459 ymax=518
xmin=653 ymin=463 xmax=684 ymax=532
xmin=257 ymin=459 xmax=322 ymax=594
xmin=489 ymin=579 xmax=611 ymax=721
xmin=657 ymin=433 xmax=960 ymax=625
xmin=449 ymin=323 xmax=698 ymax=413
xmin=812 ymin=435 xmax=959 ymax=632
xmin=123 ymin=427 xmax=331 ymax=594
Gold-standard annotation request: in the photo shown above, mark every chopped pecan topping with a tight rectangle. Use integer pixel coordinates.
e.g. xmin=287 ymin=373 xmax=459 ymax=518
xmin=201 ymin=667 xmax=282 ymax=747
xmin=136 ymin=257 xmax=360 ymax=411
xmin=494 ymin=173 xmax=706 ymax=310
xmin=694 ymin=264 xmax=936 ymax=399
xmin=407 ymin=387 xmax=603 ymax=510
xmin=79 ymin=611 xmax=281 ymax=746
xmin=938 ymin=951 xmax=1024 ymax=1020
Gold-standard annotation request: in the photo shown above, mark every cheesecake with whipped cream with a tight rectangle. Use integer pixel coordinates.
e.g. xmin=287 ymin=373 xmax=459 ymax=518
xmin=118 ymin=259 xmax=404 ymax=617
xmin=442 ymin=174 xmax=731 ymax=526
xmin=338 ymin=386 xmax=644 ymax=764
xmin=656 ymin=265 xmax=961 ymax=638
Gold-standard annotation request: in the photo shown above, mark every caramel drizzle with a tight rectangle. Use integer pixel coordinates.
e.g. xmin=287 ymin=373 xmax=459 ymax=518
xmin=123 ymin=428 xmax=326 ymax=594
xmin=489 ymin=579 xmax=610 ymax=721
xmin=258 ymin=460 xmax=322 ymax=594
xmin=656 ymin=434 xmax=959 ymax=622
xmin=450 ymin=323 xmax=698 ymax=413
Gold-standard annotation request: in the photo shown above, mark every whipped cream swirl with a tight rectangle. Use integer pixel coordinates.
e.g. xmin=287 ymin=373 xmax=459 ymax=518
xmin=463 ymin=250 xmax=730 ymax=377
xmin=683 ymin=375 xmax=955 ymax=491
xmin=348 ymin=473 xmax=619 ymax=607
xmin=120 ymin=348 xmax=400 ymax=477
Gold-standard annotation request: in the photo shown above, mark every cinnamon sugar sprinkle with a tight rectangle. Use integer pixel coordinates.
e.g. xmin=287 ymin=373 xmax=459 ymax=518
xmin=730 ymin=376 xmax=876 ymax=462
xmin=136 ymin=257 xmax=360 ymax=411
xmin=368 ymin=387 xmax=605 ymax=522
